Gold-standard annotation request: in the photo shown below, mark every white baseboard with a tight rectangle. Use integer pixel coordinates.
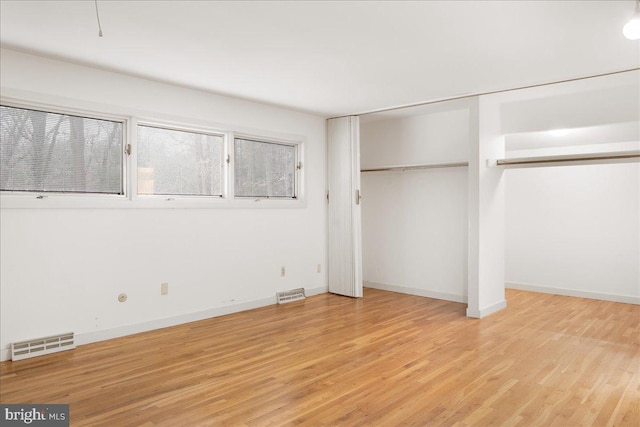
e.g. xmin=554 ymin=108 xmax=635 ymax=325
xmin=305 ymin=285 xmax=328 ymax=297
xmin=74 ymin=296 xmax=277 ymax=348
xmin=364 ymin=281 xmax=467 ymax=304
xmin=506 ymin=282 xmax=640 ymax=305
xmin=466 ymin=299 xmax=507 ymax=318
xmin=1 ymin=285 xmax=327 ymax=362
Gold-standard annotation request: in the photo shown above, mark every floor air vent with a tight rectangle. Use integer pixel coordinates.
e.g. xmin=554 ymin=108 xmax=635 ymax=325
xmin=277 ymin=288 xmax=306 ymax=304
xmin=11 ymin=332 xmax=75 ymax=361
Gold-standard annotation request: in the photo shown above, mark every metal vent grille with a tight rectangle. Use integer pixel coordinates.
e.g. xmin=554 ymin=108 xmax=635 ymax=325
xmin=11 ymin=332 xmax=75 ymax=361
xmin=276 ymin=288 xmax=306 ymax=304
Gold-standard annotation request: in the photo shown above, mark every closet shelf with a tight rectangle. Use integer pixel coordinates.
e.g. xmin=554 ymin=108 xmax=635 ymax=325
xmin=491 ymin=150 xmax=640 ymax=167
xmin=361 ymin=161 xmax=469 ymax=173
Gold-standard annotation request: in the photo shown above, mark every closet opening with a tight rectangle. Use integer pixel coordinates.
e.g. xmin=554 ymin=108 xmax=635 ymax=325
xmin=358 ymin=99 xmax=473 ymax=307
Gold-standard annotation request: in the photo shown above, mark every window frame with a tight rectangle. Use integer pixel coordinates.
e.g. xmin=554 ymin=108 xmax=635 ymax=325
xmin=0 ymin=95 xmax=306 ymax=209
xmin=135 ymin=120 xmax=227 ymax=200
xmin=232 ymin=135 xmax=301 ymax=200
xmin=0 ymin=98 xmax=130 ymax=201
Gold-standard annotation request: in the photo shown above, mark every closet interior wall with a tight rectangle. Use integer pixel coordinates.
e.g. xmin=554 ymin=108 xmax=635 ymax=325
xmin=359 ymin=69 xmax=639 ymax=308
xmin=360 ymin=100 xmax=471 ymax=303
xmin=503 ymin=70 xmax=640 ymax=304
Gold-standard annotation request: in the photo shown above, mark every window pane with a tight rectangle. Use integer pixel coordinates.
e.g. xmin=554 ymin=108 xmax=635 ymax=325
xmin=137 ymin=125 xmax=223 ymax=196
xmin=234 ymin=138 xmax=296 ymax=198
xmin=0 ymin=105 xmax=123 ymax=194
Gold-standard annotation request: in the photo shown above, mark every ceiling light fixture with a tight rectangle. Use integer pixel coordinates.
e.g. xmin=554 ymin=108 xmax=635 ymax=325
xmin=623 ymin=0 xmax=640 ymax=40
xmin=95 ymin=0 xmax=104 ymax=37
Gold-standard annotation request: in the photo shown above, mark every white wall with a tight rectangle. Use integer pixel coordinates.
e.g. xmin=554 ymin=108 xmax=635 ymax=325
xmin=360 ymin=103 xmax=469 ymax=302
xmin=0 ymin=49 xmax=327 ymax=360
xmin=503 ymin=71 xmax=640 ymax=304
xmin=506 ymin=163 xmax=639 ymax=303
xmin=467 ymin=95 xmax=506 ymax=317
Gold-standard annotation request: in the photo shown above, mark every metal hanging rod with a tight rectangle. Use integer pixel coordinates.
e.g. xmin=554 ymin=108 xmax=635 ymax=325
xmin=493 ymin=150 xmax=640 ymax=167
xmin=361 ymin=161 xmax=468 ymax=173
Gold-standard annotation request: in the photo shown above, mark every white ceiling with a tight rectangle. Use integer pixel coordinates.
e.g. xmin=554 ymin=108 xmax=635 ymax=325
xmin=1 ymin=1 xmax=639 ymax=117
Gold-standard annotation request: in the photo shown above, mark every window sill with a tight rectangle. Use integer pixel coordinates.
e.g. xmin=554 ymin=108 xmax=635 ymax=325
xmin=0 ymin=194 xmax=307 ymax=209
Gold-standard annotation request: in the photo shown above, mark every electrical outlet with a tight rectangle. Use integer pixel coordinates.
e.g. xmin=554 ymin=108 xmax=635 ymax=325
xmin=161 ymin=282 xmax=168 ymax=295
xmin=317 ymin=264 xmax=322 ymax=273
xmin=280 ymin=266 xmax=286 ymax=277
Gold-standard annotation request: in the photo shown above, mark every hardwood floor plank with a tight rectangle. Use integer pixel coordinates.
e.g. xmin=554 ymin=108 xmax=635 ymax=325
xmin=1 ymin=288 xmax=638 ymax=426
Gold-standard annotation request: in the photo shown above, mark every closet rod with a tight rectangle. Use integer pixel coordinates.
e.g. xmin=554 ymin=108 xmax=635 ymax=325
xmin=494 ymin=150 xmax=640 ymax=166
xmin=361 ymin=161 xmax=468 ymax=172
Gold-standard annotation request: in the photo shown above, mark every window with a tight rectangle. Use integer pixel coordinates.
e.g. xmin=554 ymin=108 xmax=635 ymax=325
xmin=0 ymin=99 xmax=304 ymax=208
xmin=0 ymin=105 xmax=124 ymax=194
xmin=137 ymin=125 xmax=224 ymax=197
xmin=234 ymin=138 xmax=297 ymax=198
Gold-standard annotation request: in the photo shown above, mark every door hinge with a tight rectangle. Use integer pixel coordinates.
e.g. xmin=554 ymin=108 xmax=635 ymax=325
xmin=297 ymin=161 xmax=303 ymax=170
xmin=355 ymin=189 xmax=361 ymax=205
xmin=226 ymin=154 xmax=231 ymax=164
xmin=125 ymin=144 xmax=132 ymax=156
xmin=326 ymin=192 xmax=329 ymax=203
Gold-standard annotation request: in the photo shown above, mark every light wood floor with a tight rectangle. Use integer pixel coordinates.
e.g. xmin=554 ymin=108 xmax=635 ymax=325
xmin=1 ymin=289 xmax=638 ymax=426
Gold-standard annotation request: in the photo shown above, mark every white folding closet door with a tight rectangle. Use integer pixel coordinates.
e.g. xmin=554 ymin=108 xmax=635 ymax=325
xmin=327 ymin=116 xmax=363 ymax=297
